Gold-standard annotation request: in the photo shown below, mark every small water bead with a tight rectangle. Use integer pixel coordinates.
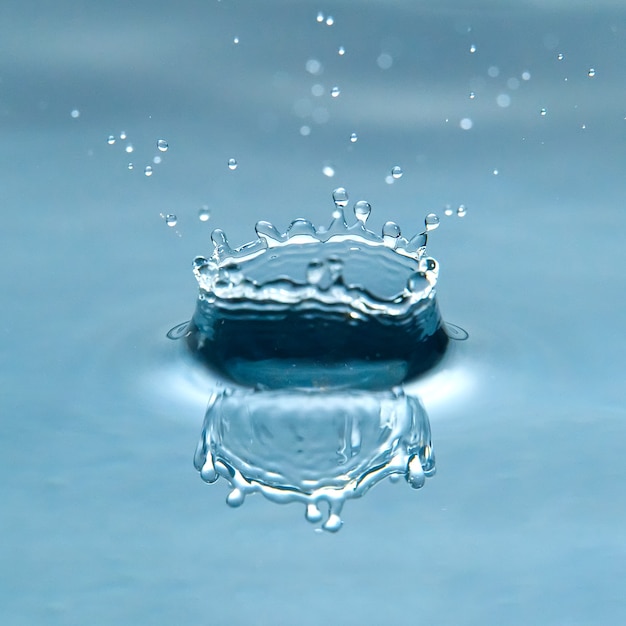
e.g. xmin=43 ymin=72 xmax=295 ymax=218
xmin=469 ymin=91 xmax=476 ymax=100
xmin=540 ymin=108 xmax=547 ymax=116
xmin=300 ymin=125 xmax=311 ymax=136
xmin=305 ymin=59 xmax=322 ymax=75
xmin=127 ymin=162 xmax=134 ymax=170
xmin=391 ymin=165 xmax=403 ymax=179
xmin=157 ymin=139 xmax=169 ymax=152
xmin=163 ymin=213 xmax=177 ymax=227
xmin=144 ymin=165 xmax=153 ymax=176
xmin=153 ymin=155 xmax=162 ymax=164
xmin=424 ymin=213 xmax=440 ymax=231
xmin=107 ymin=135 xmax=116 ymax=145
xmin=325 ymin=15 xmax=334 ymax=26
xmin=125 ymin=144 xmax=134 ymax=153
xmin=120 ymin=131 xmax=127 ymax=140
xmin=460 ymin=117 xmax=473 ymax=130
xmin=228 ymin=158 xmax=238 ymax=170
xmin=588 ymin=68 xmax=596 ymax=78
xmin=350 ymin=132 xmax=358 ymax=143
xmin=70 ymin=109 xmax=80 ymax=118
xmin=198 ymin=206 xmax=211 ymax=222
xmin=233 ymin=36 xmax=239 ymax=44
xmin=353 ymin=200 xmax=371 ymax=223
xmin=331 ymin=86 xmax=340 ymax=98
xmin=338 ymin=46 xmax=345 ymax=56
xmin=332 ymin=187 xmax=349 ymax=208
xmin=322 ymin=165 xmax=335 ymax=177
xmin=469 ymin=44 xmax=477 ymax=53
xmin=457 ymin=204 xmax=467 ymax=217
xmin=557 ymin=53 xmax=564 ymax=61
xmin=493 ymin=169 xmax=499 ymax=175
xmin=521 ymin=71 xmax=531 ymax=81
xmin=382 ymin=221 xmax=401 ymax=239
xmin=316 ymin=11 xmax=324 ymax=23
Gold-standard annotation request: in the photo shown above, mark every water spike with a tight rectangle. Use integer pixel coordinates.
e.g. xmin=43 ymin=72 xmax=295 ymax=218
xmin=382 ymin=221 xmax=401 ymax=248
xmin=255 ymin=220 xmax=286 ymax=246
xmin=305 ymin=503 xmax=323 ymax=523
xmin=332 ymin=187 xmax=349 ymax=208
xmin=353 ymin=200 xmax=371 ymax=224
xmin=406 ymin=454 xmax=426 ymax=489
xmin=424 ymin=213 xmax=440 ymax=231
xmin=406 ymin=231 xmax=428 ymax=254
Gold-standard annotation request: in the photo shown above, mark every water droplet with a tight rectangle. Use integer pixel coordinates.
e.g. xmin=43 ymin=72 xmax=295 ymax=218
xmin=325 ymin=15 xmax=334 ymax=26
xmin=305 ymin=59 xmax=322 ymax=75
xmin=157 ymin=139 xmax=169 ymax=152
xmin=456 ymin=204 xmax=467 ymax=217
xmin=424 ymin=213 xmax=440 ymax=231
xmin=127 ymin=163 xmax=134 ymax=170
xmin=323 ymin=513 xmax=342 ymax=533
xmin=226 ymin=488 xmax=245 ymax=507
xmin=460 ymin=117 xmax=473 ymax=130
xmin=163 ymin=213 xmax=177 ymax=227
xmin=322 ymin=165 xmax=335 ymax=177
xmin=469 ymin=43 xmax=477 ymax=53
xmin=540 ymin=108 xmax=547 ymax=116
xmin=120 ymin=131 xmax=127 ymax=140
xmin=382 ymin=221 xmax=401 ymax=240
xmin=391 ymin=165 xmax=403 ymax=179
xmin=316 ymin=11 xmax=324 ymax=23
xmin=300 ymin=125 xmax=311 ymax=136
xmin=228 ymin=158 xmax=238 ymax=170
xmin=198 ymin=206 xmax=211 ymax=222
xmin=385 ymin=175 xmax=395 ymax=185
xmin=144 ymin=165 xmax=153 ymax=176
xmin=338 ymin=46 xmax=345 ymax=56
xmin=487 ymin=65 xmax=500 ymax=78
xmin=332 ymin=187 xmax=349 ymax=208
xmin=311 ymin=83 xmax=324 ymax=97
xmin=331 ymin=86 xmax=340 ymax=98
xmin=444 ymin=205 xmax=453 ymax=216
xmin=233 ymin=36 xmax=239 ymax=44
xmin=493 ymin=169 xmax=499 ymax=175
xmin=305 ymin=503 xmax=323 ymax=523
xmin=521 ymin=71 xmax=531 ymax=81
xmin=70 ymin=109 xmax=80 ymax=118
xmin=377 ymin=53 xmax=393 ymax=70
xmin=125 ymin=144 xmax=134 ymax=153
xmin=353 ymin=200 xmax=371 ymax=223
xmin=496 ymin=93 xmax=511 ymax=108
xmin=507 ymin=77 xmax=520 ymax=90
xmin=588 ymin=67 xmax=596 ymax=78
xmin=469 ymin=91 xmax=476 ymax=100
xmin=107 ymin=135 xmax=116 ymax=145
xmin=350 ymin=132 xmax=358 ymax=143
xmin=557 ymin=53 xmax=564 ymax=61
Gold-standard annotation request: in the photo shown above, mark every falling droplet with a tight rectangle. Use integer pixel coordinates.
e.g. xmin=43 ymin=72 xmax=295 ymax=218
xmin=233 ymin=36 xmax=239 ymax=44
xmin=493 ymin=169 xmax=499 ymax=176
xmin=70 ymin=109 xmax=80 ymax=118
xmin=226 ymin=488 xmax=245 ymax=508
xmin=325 ymin=15 xmax=334 ymax=26
xmin=305 ymin=503 xmax=323 ymax=523
xmin=588 ymin=67 xmax=596 ymax=78
xmin=125 ymin=144 xmax=134 ymax=153
xmin=469 ymin=91 xmax=476 ymax=99
xmin=144 ymin=165 xmax=153 ymax=177
xmin=391 ymin=165 xmax=403 ymax=179
xmin=338 ymin=46 xmax=346 ymax=56
xmin=332 ymin=187 xmax=349 ymax=208
xmin=557 ymin=53 xmax=564 ymax=61
xmin=163 ymin=213 xmax=177 ymax=227
xmin=469 ymin=44 xmax=477 ymax=53
xmin=198 ymin=206 xmax=211 ymax=222
xmin=353 ymin=200 xmax=371 ymax=223
xmin=322 ymin=165 xmax=335 ymax=177
xmin=382 ymin=221 xmax=401 ymax=246
xmin=323 ymin=513 xmax=343 ymax=532
xmin=153 ymin=155 xmax=162 ymax=164
xmin=424 ymin=213 xmax=440 ymax=231
xmin=316 ymin=11 xmax=324 ymax=23
xmin=540 ymin=108 xmax=547 ymax=116
xmin=107 ymin=135 xmax=116 ymax=145
xmin=228 ymin=158 xmax=238 ymax=170
xmin=350 ymin=132 xmax=358 ymax=143
xmin=457 ymin=204 xmax=467 ymax=217
xmin=120 ymin=131 xmax=127 ymax=140
xmin=157 ymin=139 xmax=169 ymax=152
xmin=127 ymin=163 xmax=134 ymax=170
xmin=331 ymin=86 xmax=340 ymax=98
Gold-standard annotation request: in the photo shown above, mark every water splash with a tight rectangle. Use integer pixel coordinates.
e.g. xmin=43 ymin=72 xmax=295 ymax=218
xmin=184 ymin=190 xmax=449 ymax=390
xmin=193 ymin=386 xmax=435 ymax=532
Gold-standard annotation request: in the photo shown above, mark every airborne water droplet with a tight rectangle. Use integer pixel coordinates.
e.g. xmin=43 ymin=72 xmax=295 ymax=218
xmin=331 ymin=86 xmax=341 ymax=98
xmin=157 ymin=139 xmax=169 ymax=152
xmin=469 ymin=44 xmax=477 ymax=53
xmin=557 ymin=53 xmax=564 ymax=61
xmin=469 ymin=91 xmax=476 ymax=99
xmin=70 ymin=109 xmax=80 ymax=118
xmin=338 ymin=46 xmax=346 ymax=56
xmin=350 ymin=132 xmax=358 ymax=143
xmin=144 ymin=165 xmax=153 ymax=176
xmin=127 ymin=162 xmax=134 ymax=170
xmin=316 ymin=11 xmax=324 ymax=23
xmin=325 ymin=15 xmax=334 ymax=26
xmin=457 ymin=204 xmax=467 ymax=217
xmin=198 ymin=206 xmax=211 ymax=222
xmin=107 ymin=135 xmax=115 ymax=145
xmin=444 ymin=204 xmax=453 ymax=216
xmin=540 ymin=108 xmax=547 ymax=116
xmin=353 ymin=200 xmax=371 ymax=223
xmin=125 ymin=144 xmax=134 ymax=153
xmin=424 ymin=213 xmax=440 ymax=231
xmin=163 ymin=213 xmax=177 ymax=227
xmin=391 ymin=165 xmax=403 ymax=179
xmin=332 ymin=187 xmax=349 ymax=208
xmin=228 ymin=158 xmax=238 ymax=170
xmin=588 ymin=67 xmax=596 ymax=78
xmin=322 ymin=165 xmax=335 ymax=177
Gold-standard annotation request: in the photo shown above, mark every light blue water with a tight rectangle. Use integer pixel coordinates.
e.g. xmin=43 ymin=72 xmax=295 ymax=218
xmin=3 ymin=1 xmax=626 ymax=624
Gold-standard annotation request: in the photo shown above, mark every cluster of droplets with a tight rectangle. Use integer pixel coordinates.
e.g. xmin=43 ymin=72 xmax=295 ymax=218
xmin=106 ymin=134 xmax=169 ymax=176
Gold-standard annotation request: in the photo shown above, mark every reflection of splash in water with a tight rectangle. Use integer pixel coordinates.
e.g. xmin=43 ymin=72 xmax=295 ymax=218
xmin=177 ymin=190 xmax=458 ymax=531
xmin=194 ymin=386 xmax=435 ymax=532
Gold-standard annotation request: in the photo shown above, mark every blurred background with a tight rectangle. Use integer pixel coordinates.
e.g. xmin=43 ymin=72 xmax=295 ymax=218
xmin=2 ymin=1 xmax=626 ymax=624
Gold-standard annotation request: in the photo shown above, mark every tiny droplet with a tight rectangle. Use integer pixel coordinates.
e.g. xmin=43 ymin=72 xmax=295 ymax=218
xmin=457 ymin=204 xmax=467 ymax=217
xmin=233 ymin=36 xmax=239 ymax=44
xmin=331 ymin=86 xmax=340 ymax=98
xmin=125 ymin=144 xmax=134 ymax=153
xmin=391 ymin=165 xmax=403 ymax=179
xmin=469 ymin=44 xmax=477 ymax=53
xmin=70 ymin=109 xmax=80 ymax=118
xmin=157 ymin=139 xmax=169 ymax=152
xmin=198 ymin=206 xmax=211 ymax=222
xmin=325 ymin=15 xmax=334 ymax=26
xmin=424 ymin=213 xmax=440 ymax=231
xmin=107 ymin=135 xmax=116 ymax=145
xmin=228 ymin=158 xmax=238 ymax=170
xmin=127 ymin=163 xmax=134 ymax=170
xmin=144 ymin=165 xmax=153 ymax=177
xmin=316 ymin=11 xmax=324 ymax=23
xmin=332 ymin=187 xmax=349 ymax=208
xmin=469 ymin=91 xmax=476 ymax=99
xmin=338 ymin=46 xmax=345 ymax=56
xmin=540 ymin=108 xmax=547 ymax=116
xmin=587 ymin=68 xmax=596 ymax=78
xmin=164 ymin=214 xmax=177 ymax=227
xmin=353 ymin=200 xmax=371 ymax=223
xmin=350 ymin=132 xmax=358 ymax=143
xmin=557 ymin=53 xmax=564 ymax=61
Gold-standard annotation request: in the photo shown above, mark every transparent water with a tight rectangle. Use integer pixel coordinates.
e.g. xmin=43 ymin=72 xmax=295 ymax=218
xmin=3 ymin=1 xmax=626 ymax=624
